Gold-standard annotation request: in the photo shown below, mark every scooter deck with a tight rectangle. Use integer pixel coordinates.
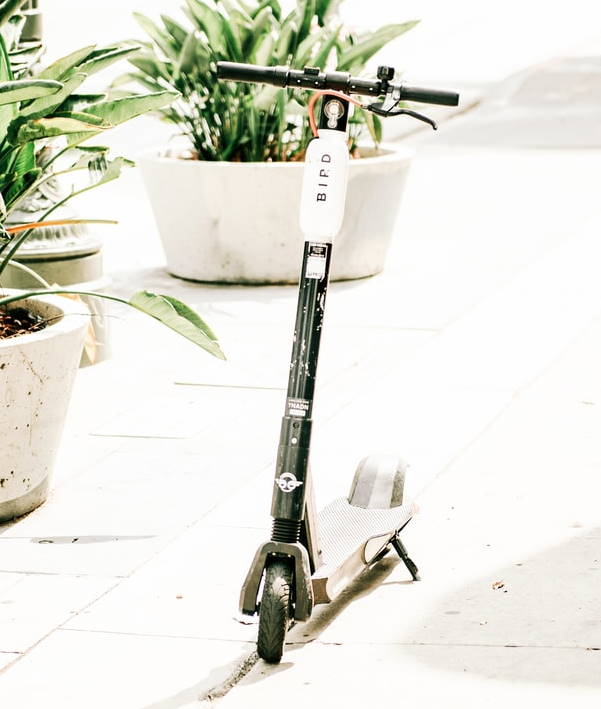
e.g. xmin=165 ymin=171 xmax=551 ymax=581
xmin=311 ymin=497 xmax=413 ymax=604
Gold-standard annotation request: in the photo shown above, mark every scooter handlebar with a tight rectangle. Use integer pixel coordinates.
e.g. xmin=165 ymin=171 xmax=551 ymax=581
xmin=399 ymin=85 xmax=459 ymax=107
xmin=216 ymin=61 xmax=459 ymax=107
xmin=216 ymin=61 xmax=287 ymax=87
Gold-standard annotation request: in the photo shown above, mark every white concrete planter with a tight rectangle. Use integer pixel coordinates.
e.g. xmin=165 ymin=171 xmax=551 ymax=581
xmin=0 ymin=292 xmax=89 ymax=522
xmin=140 ymin=144 xmax=413 ymax=284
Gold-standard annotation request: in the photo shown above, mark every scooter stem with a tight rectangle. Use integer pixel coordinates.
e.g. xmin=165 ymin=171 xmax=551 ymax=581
xmin=269 ymin=98 xmax=351 ymax=548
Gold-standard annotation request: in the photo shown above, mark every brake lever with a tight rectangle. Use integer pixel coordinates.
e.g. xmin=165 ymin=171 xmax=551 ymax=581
xmin=367 ymin=101 xmax=438 ymax=130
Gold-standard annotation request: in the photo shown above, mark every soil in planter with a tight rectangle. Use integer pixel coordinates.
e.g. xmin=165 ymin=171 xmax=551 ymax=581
xmin=0 ymin=307 xmax=46 ymax=340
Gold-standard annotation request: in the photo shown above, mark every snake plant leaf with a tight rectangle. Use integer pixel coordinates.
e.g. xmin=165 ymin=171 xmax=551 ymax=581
xmin=177 ymin=31 xmax=210 ymax=75
xmin=337 ymin=21 xmax=419 ymax=71
xmin=217 ymin=0 xmax=252 ymax=23
xmin=254 ymin=0 xmax=280 ymax=21
xmin=315 ymin=0 xmax=341 ymax=27
xmin=253 ymin=84 xmax=279 ymax=111
xmin=312 ymin=27 xmax=339 ymax=67
xmin=275 ymin=19 xmax=297 ymax=63
xmin=134 ymin=12 xmax=179 ymax=60
xmin=129 ymin=291 xmax=225 ymax=359
xmin=248 ymin=6 xmax=273 ymax=42
xmin=7 ymin=114 xmax=109 ymax=146
xmin=0 ymin=78 xmax=62 ymax=106
xmin=221 ymin=16 xmax=242 ymax=61
xmin=0 ymin=0 xmax=28 ymax=27
xmin=364 ymin=111 xmax=382 ymax=144
xmin=36 ymin=45 xmax=96 ymax=81
xmin=254 ymin=32 xmax=274 ymax=66
xmin=20 ymin=72 xmax=87 ymax=119
xmin=184 ymin=0 xmax=226 ymax=55
xmin=295 ymin=25 xmax=329 ymax=67
xmin=161 ymin=15 xmax=188 ymax=46
xmin=298 ymin=0 xmax=316 ymax=42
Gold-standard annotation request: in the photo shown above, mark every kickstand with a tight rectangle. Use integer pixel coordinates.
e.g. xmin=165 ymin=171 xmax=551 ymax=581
xmin=391 ymin=534 xmax=421 ymax=581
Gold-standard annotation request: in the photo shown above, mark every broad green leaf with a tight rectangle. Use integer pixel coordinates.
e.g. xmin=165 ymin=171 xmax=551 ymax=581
xmin=7 ymin=114 xmax=109 ymax=146
xmin=75 ymin=45 xmax=141 ymax=79
xmin=112 ymin=71 xmax=162 ymax=94
xmin=69 ymin=149 xmax=133 ymax=172
xmin=67 ymin=91 xmax=179 ymax=145
xmin=0 ymin=78 xmax=62 ymax=107
xmin=337 ymin=22 xmax=418 ymax=71
xmin=129 ymin=291 xmax=225 ymax=359
xmin=3 ymin=166 xmax=40 ymax=205
xmin=59 ymin=92 xmax=107 ymax=113
xmin=10 ymin=139 xmax=33 ymax=175
xmin=0 ymin=288 xmax=224 ymax=361
xmin=36 ymin=45 xmax=95 ymax=81
xmin=0 ymin=0 xmax=28 ymax=27
xmin=20 ymin=73 xmax=87 ymax=119
xmin=130 ymin=53 xmax=172 ymax=82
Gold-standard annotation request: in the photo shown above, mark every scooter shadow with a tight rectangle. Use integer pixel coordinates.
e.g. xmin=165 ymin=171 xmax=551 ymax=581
xmin=397 ymin=527 xmax=601 ymax=688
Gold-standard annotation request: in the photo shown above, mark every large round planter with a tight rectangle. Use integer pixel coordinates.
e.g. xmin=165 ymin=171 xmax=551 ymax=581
xmin=139 ymin=144 xmax=413 ymax=284
xmin=0 ymin=292 xmax=89 ymax=522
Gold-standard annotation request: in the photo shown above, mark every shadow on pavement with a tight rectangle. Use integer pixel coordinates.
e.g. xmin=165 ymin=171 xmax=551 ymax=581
xmin=401 ymin=528 xmax=601 ymax=687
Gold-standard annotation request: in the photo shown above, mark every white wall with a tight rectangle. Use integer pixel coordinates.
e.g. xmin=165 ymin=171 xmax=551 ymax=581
xmin=43 ymin=1 xmax=601 ymax=85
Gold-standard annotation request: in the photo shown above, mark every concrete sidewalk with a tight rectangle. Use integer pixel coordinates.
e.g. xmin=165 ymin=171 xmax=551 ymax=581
xmin=1 ymin=56 xmax=601 ymax=706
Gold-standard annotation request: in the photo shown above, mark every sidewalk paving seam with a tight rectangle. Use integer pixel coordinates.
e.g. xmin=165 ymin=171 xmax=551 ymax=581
xmin=0 ymin=578 xmax=123 ymax=677
xmin=290 ymin=640 xmax=601 ymax=650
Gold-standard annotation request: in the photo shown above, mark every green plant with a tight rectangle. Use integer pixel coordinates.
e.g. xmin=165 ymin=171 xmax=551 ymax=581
xmin=122 ymin=0 xmax=417 ymax=161
xmin=0 ymin=0 xmax=44 ymax=78
xmin=0 ymin=35 xmax=224 ymax=359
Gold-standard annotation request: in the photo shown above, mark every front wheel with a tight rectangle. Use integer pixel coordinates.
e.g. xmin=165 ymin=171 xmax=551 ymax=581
xmin=257 ymin=558 xmax=293 ymax=663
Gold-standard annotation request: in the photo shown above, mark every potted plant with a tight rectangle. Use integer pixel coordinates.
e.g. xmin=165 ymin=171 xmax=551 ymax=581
xmin=0 ymin=36 xmax=225 ymax=523
xmin=124 ymin=0 xmax=417 ymax=283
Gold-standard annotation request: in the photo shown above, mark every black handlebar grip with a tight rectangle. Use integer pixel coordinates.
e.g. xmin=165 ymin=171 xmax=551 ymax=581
xmin=400 ymin=85 xmax=459 ymax=106
xmin=216 ymin=61 xmax=287 ymax=87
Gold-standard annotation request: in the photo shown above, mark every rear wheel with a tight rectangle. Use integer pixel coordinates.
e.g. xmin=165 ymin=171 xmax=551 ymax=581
xmin=257 ymin=558 xmax=293 ymax=663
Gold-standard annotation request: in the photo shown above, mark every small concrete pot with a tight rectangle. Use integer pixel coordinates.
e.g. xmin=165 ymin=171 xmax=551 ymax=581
xmin=140 ymin=144 xmax=413 ymax=284
xmin=0 ymin=292 xmax=89 ymax=522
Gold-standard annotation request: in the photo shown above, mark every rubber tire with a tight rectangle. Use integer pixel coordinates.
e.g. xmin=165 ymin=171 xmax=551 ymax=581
xmin=257 ymin=559 xmax=293 ymax=664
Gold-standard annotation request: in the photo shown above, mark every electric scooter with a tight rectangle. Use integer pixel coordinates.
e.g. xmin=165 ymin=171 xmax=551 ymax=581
xmin=217 ymin=60 xmax=459 ymax=663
